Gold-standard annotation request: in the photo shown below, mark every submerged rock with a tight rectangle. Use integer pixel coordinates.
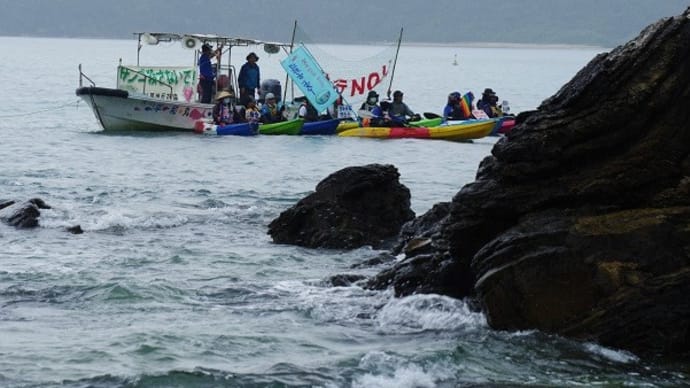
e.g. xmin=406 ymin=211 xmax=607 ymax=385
xmin=268 ymin=164 xmax=415 ymax=249
xmin=368 ymin=8 xmax=690 ymax=358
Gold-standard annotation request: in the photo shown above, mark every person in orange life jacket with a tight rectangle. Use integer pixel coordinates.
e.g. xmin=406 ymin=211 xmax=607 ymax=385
xmin=476 ymin=88 xmax=503 ymax=118
xmin=238 ymin=52 xmax=260 ymax=106
xmin=260 ymin=93 xmax=285 ymax=123
xmin=296 ymin=96 xmax=320 ymax=122
xmin=198 ymin=44 xmax=220 ymax=103
xmin=389 ymin=90 xmax=420 ymax=125
xmin=360 ymin=90 xmax=380 ymax=112
xmin=213 ymin=90 xmax=243 ymax=125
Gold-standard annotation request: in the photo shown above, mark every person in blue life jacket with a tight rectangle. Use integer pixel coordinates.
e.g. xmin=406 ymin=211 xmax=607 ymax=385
xmin=213 ymin=90 xmax=243 ymax=125
xmin=198 ymin=44 xmax=220 ymax=103
xmin=238 ymin=52 xmax=261 ymax=106
xmin=443 ymin=91 xmax=467 ymax=121
xmin=476 ymin=88 xmax=503 ymax=118
xmin=260 ymin=93 xmax=285 ymax=123
xmin=389 ymin=90 xmax=420 ymax=125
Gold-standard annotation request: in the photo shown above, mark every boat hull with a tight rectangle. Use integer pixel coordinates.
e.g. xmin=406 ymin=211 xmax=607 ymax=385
xmin=300 ymin=119 xmax=341 ymax=135
xmin=337 ymin=119 xmax=497 ymax=140
xmin=194 ymin=121 xmax=259 ymax=136
xmin=258 ymin=119 xmax=305 ymax=135
xmin=76 ymin=86 xmax=214 ymax=131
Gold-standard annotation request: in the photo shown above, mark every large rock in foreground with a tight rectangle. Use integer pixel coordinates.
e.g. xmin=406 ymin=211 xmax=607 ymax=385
xmin=369 ymin=8 xmax=690 ymax=358
xmin=268 ymin=164 xmax=415 ymax=249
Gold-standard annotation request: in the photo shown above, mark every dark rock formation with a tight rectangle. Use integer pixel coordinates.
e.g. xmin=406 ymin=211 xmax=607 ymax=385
xmin=327 ymin=274 xmax=367 ymax=287
xmin=67 ymin=225 xmax=84 ymax=234
xmin=368 ymin=8 xmax=690 ymax=358
xmin=0 ymin=198 xmax=51 ymax=228
xmin=268 ymin=164 xmax=415 ymax=249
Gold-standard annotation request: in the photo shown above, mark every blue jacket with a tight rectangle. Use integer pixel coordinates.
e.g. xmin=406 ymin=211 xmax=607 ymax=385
xmin=260 ymin=103 xmax=284 ymax=123
xmin=198 ymin=53 xmax=214 ymax=80
xmin=238 ymin=62 xmax=260 ymax=90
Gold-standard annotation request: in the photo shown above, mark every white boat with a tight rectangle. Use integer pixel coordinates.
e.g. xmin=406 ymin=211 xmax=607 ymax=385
xmin=76 ymin=32 xmax=288 ymax=131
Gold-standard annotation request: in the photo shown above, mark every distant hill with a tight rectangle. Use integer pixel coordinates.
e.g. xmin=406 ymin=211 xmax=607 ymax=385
xmin=1 ymin=0 xmax=688 ymax=47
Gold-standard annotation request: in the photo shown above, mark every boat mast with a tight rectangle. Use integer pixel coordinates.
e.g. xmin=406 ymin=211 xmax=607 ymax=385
xmin=136 ymin=33 xmax=142 ymax=66
xmin=386 ymin=27 xmax=403 ymax=99
xmin=284 ymin=20 xmax=298 ymax=103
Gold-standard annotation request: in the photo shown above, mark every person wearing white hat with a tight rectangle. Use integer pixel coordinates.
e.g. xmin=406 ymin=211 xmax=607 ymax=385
xmin=259 ymin=93 xmax=285 ymax=123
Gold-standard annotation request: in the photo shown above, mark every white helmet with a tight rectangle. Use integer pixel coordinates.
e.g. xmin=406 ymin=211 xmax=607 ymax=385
xmin=265 ymin=92 xmax=275 ymax=100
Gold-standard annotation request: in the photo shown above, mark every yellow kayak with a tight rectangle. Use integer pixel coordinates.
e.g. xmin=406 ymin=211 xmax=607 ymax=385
xmin=337 ymin=119 xmax=497 ymax=140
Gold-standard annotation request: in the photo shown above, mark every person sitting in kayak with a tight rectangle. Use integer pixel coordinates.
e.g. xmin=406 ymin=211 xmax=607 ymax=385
xmin=476 ymin=88 xmax=503 ymax=118
xmin=368 ymin=101 xmax=394 ymax=127
xmin=389 ymin=90 xmax=420 ymax=125
xmin=245 ymin=98 xmax=261 ymax=124
xmin=444 ymin=91 xmax=475 ymax=121
xmin=360 ymin=90 xmax=380 ymax=112
xmin=296 ymin=96 xmax=320 ymax=122
xmin=260 ymin=93 xmax=285 ymax=123
xmin=443 ymin=92 xmax=465 ymax=120
xmin=213 ymin=90 xmax=242 ymax=125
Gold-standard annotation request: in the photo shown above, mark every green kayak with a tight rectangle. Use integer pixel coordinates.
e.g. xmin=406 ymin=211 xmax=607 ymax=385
xmin=258 ymin=119 xmax=305 ymax=135
xmin=408 ymin=117 xmax=442 ymax=127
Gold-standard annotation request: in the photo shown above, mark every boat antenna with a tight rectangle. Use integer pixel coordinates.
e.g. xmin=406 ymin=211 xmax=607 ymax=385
xmin=386 ymin=27 xmax=403 ymax=99
xmin=284 ymin=20 xmax=298 ymax=103
xmin=136 ymin=33 xmax=142 ymax=66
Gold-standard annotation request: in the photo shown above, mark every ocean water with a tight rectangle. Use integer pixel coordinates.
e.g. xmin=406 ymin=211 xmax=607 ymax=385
xmin=1 ymin=36 xmax=688 ymax=387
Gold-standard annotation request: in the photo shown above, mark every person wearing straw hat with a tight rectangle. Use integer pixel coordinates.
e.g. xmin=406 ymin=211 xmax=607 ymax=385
xmin=213 ymin=89 xmax=241 ymax=125
xmin=238 ymin=52 xmax=261 ymax=106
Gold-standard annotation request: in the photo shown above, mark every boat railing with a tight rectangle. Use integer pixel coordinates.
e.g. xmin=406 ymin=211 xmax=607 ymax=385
xmin=78 ymin=64 xmax=96 ymax=88
xmin=219 ymin=64 xmax=239 ymax=98
xmin=118 ymin=65 xmax=174 ymax=96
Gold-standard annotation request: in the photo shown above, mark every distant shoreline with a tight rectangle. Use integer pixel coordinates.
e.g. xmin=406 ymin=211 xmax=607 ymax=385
xmin=402 ymin=41 xmax=609 ymax=50
xmin=0 ymin=34 xmax=610 ymax=50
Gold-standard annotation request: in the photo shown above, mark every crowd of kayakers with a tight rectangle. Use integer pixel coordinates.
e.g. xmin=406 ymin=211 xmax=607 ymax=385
xmin=201 ymin=42 xmax=511 ymax=128
xmin=212 ymin=85 xmax=511 ymax=128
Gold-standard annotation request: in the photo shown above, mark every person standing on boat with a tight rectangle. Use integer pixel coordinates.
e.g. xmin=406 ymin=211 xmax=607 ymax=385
xmin=389 ymin=90 xmax=419 ymax=125
xmin=238 ymin=52 xmax=261 ymax=106
xmin=260 ymin=93 xmax=285 ymax=123
xmin=198 ymin=44 xmax=219 ymax=104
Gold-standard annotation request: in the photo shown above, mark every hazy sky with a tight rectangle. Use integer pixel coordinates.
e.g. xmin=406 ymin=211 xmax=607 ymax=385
xmin=1 ymin=0 xmax=688 ymax=47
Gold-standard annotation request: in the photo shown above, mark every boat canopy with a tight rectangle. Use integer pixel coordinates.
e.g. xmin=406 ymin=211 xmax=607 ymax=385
xmin=134 ymin=32 xmax=290 ymax=50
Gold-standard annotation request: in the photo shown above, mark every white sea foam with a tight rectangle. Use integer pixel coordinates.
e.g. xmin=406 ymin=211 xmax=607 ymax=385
xmin=273 ymin=279 xmax=392 ymax=324
xmin=376 ymin=294 xmax=487 ymax=333
xmin=583 ymin=342 xmax=639 ymax=364
xmin=353 ymin=351 xmax=455 ymax=388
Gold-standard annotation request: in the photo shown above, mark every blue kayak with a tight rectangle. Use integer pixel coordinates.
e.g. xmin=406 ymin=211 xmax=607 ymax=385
xmin=300 ymin=119 xmax=341 ymax=135
xmin=195 ymin=122 xmax=259 ymax=136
